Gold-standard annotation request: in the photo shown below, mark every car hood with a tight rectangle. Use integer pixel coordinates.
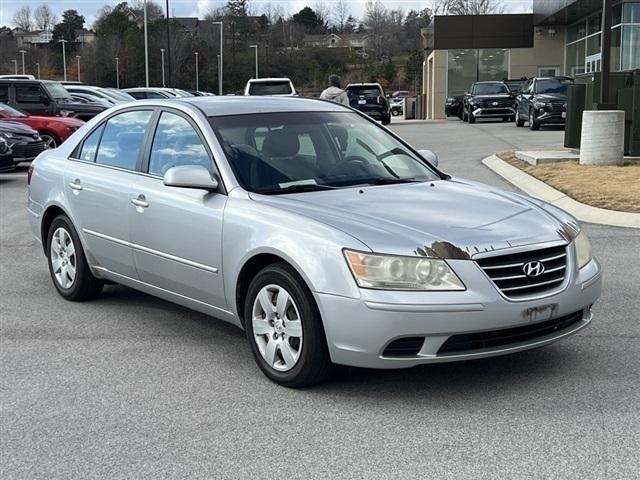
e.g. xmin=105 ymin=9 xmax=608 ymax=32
xmin=0 ymin=120 xmax=38 ymax=135
xmin=17 ymin=115 xmax=84 ymax=127
xmin=249 ymin=179 xmax=578 ymax=258
xmin=534 ymin=93 xmax=566 ymax=102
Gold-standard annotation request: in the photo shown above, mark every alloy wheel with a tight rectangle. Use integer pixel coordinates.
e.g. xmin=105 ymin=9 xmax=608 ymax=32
xmin=252 ymin=284 xmax=303 ymax=372
xmin=41 ymin=134 xmax=57 ymax=149
xmin=50 ymin=227 xmax=76 ymax=289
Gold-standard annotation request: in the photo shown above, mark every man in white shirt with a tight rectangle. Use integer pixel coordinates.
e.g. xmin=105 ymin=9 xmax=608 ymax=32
xmin=319 ymin=75 xmax=350 ymax=106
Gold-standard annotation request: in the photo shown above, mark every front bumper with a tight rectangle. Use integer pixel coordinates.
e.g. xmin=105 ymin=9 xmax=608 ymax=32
xmin=315 ymin=255 xmax=601 ymax=369
xmin=472 ymin=107 xmax=515 ymax=118
xmin=537 ymin=111 xmax=566 ymax=125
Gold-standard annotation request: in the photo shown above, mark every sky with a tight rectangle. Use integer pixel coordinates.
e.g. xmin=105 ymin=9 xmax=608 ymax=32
xmin=0 ymin=0 xmax=533 ymax=28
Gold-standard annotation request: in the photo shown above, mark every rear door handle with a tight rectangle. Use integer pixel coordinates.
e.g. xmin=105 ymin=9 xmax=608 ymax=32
xmin=131 ymin=194 xmax=149 ymax=208
xmin=69 ymin=179 xmax=83 ymax=191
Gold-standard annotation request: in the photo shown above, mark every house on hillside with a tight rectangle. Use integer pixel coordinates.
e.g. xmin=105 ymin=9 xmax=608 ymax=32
xmin=303 ymin=33 xmax=370 ymax=57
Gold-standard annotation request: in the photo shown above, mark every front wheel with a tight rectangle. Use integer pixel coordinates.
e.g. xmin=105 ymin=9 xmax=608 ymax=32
xmin=245 ymin=263 xmax=332 ymax=388
xmin=515 ymin=109 xmax=525 ymax=127
xmin=40 ymin=133 xmax=59 ymax=149
xmin=47 ymin=215 xmax=103 ymax=301
xmin=529 ymin=109 xmax=540 ymax=130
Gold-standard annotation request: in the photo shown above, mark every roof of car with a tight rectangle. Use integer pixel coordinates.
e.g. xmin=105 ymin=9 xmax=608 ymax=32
xmin=473 ymin=81 xmax=507 ymax=84
xmin=246 ymin=78 xmax=292 ymax=83
xmin=179 ymin=95 xmax=347 ymax=116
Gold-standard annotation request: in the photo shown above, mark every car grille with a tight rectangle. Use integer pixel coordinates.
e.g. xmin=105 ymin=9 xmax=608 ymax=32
xmin=475 ymin=244 xmax=568 ymax=298
xmin=479 ymin=99 xmax=513 ymax=108
xmin=436 ymin=310 xmax=584 ymax=355
xmin=382 ymin=337 xmax=425 ymax=357
xmin=11 ymin=141 xmax=46 ymax=160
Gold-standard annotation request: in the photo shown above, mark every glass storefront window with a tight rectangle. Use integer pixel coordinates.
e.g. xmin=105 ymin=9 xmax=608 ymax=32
xmin=588 ymin=13 xmax=602 ymax=35
xmin=586 ymin=33 xmax=601 ymax=55
xmin=447 ymin=49 xmax=478 ymax=97
xmin=566 ymin=41 xmax=586 ymax=76
xmin=613 ymin=4 xmax=622 ymax=25
xmin=623 ymin=2 xmax=640 ymax=23
xmin=568 ymin=21 xmax=587 ymax=43
xmin=622 ymin=25 xmax=640 ymax=70
xmin=612 ymin=26 xmax=622 ymax=71
xmin=478 ymin=49 xmax=509 ymax=82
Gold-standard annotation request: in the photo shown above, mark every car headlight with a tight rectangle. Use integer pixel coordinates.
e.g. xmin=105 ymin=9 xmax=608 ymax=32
xmin=344 ymin=250 xmax=465 ymax=290
xmin=446 ymin=97 xmax=455 ymax=103
xmin=574 ymin=230 xmax=593 ymax=269
xmin=0 ymin=132 xmax=16 ymax=140
xmin=534 ymin=101 xmax=549 ymax=109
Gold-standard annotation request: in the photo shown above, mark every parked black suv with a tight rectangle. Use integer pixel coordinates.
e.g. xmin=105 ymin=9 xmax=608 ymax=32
xmin=345 ymin=83 xmax=391 ymax=125
xmin=462 ymin=81 xmax=515 ymax=124
xmin=0 ymin=79 xmax=105 ymax=121
xmin=445 ymin=95 xmax=464 ymax=119
xmin=515 ymin=77 xmax=573 ymax=130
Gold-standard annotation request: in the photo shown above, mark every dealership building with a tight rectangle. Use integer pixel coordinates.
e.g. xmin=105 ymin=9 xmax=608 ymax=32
xmin=421 ymin=0 xmax=640 ymax=119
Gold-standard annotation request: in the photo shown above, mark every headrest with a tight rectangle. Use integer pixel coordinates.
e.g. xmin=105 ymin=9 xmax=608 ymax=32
xmin=262 ymin=129 xmax=300 ymax=158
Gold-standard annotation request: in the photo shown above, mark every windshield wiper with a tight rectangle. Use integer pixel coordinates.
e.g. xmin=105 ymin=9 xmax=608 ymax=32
xmin=367 ymin=177 xmax=419 ymax=186
xmin=254 ymin=184 xmax=337 ymax=195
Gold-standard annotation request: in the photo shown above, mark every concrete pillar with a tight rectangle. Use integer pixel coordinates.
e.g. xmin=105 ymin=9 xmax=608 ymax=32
xmin=579 ymin=110 xmax=625 ymax=166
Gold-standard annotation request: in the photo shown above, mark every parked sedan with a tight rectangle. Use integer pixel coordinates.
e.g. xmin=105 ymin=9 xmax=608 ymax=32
xmin=0 ymin=120 xmax=46 ymax=165
xmin=0 ymin=103 xmax=83 ymax=148
xmin=27 ymin=97 xmax=602 ymax=387
xmin=515 ymin=77 xmax=573 ymax=130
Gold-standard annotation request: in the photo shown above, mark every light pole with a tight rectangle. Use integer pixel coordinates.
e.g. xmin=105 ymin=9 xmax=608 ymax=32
xmin=76 ymin=56 xmax=81 ymax=82
xmin=11 ymin=59 xmax=17 ymax=75
xmin=115 ymin=56 xmax=120 ymax=89
xmin=212 ymin=21 xmax=223 ymax=95
xmin=194 ymin=52 xmax=199 ymax=91
xmin=36 ymin=62 xmax=40 ymax=80
xmin=250 ymin=44 xmax=258 ymax=79
xmin=160 ymin=48 xmax=166 ymax=87
xmin=143 ymin=0 xmax=149 ymax=87
xmin=19 ymin=50 xmax=26 ymax=74
xmin=59 ymin=39 xmax=68 ymax=81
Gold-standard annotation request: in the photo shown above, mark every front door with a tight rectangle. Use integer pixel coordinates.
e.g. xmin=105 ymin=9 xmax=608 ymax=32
xmin=64 ymin=109 xmax=154 ymax=278
xmin=129 ymin=110 xmax=227 ymax=309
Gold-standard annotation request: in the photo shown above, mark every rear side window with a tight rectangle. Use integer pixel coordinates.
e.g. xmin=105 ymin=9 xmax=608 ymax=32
xmin=15 ymin=85 xmax=42 ymax=103
xmin=148 ymin=111 xmax=211 ymax=176
xmin=95 ymin=110 xmax=153 ymax=170
xmin=128 ymin=91 xmax=147 ymax=99
xmin=78 ymin=124 xmax=105 ymax=162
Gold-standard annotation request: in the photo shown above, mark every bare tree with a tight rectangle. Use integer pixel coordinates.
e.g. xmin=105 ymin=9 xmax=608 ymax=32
xmin=13 ymin=6 xmax=33 ymax=31
xmin=332 ymin=0 xmax=350 ymax=32
xmin=313 ymin=1 xmax=330 ymax=25
xmin=431 ymin=0 xmax=504 ymax=15
xmin=34 ymin=5 xmax=58 ymax=31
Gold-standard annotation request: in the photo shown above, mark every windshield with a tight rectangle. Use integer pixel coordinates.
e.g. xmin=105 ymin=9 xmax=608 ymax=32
xmin=0 ymin=103 xmax=27 ymax=117
xmin=209 ymin=111 xmax=439 ymax=194
xmin=44 ymin=82 xmax=73 ymax=101
xmin=248 ymin=82 xmax=293 ymax=95
xmin=472 ymin=83 xmax=509 ymax=95
xmin=535 ymin=78 xmax=572 ymax=94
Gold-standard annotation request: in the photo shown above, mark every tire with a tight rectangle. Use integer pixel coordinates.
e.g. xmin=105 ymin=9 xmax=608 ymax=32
xmin=515 ymin=109 xmax=525 ymax=127
xmin=467 ymin=110 xmax=476 ymax=124
xmin=529 ymin=109 xmax=540 ymax=131
xmin=40 ymin=133 xmax=59 ymax=149
xmin=509 ymin=115 xmax=516 ymax=122
xmin=244 ymin=263 xmax=332 ymax=388
xmin=381 ymin=114 xmax=391 ymax=125
xmin=391 ymin=109 xmax=400 ymax=117
xmin=46 ymin=215 xmax=103 ymax=301
xmin=457 ymin=105 xmax=464 ymax=120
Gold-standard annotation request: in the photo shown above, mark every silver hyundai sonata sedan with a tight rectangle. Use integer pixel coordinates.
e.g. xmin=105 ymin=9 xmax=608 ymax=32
xmin=27 ymin=96 xmax=602 ymax=387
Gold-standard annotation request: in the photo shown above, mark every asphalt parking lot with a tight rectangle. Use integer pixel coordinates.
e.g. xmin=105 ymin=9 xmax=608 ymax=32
xmin=1 ymin=118 xmax=639 ymax=479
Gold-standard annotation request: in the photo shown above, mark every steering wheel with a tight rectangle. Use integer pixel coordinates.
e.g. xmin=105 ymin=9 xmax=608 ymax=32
xmin=327 ymin=156 xmax=370 ymax=178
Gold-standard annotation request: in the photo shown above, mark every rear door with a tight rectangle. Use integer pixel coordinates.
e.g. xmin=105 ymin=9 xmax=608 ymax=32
xmin=65 ymin=108 xmax=155 ymax=278
xmin=129 ymin=109 xmax=227 ymax=308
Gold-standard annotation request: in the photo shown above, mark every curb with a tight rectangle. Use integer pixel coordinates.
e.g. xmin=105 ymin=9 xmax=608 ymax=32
xmin=482 ymin=154 xmax=640 ymax=229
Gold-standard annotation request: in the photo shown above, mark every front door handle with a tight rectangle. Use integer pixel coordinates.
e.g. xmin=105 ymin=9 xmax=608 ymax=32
xmin=131 ymin=194 xmax=149 ymax=208
xmin=69 ymin=179 xmax=83 ymax=191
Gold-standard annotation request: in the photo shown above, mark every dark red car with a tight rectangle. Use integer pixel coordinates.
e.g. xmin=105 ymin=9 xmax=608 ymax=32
xmin=0 ymin=103 xmax=83 ymax=148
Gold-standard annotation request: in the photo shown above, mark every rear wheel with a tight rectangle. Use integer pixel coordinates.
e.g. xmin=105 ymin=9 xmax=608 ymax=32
xmin=47 ymin=215 xmax=103 ymax=301
xmin=381 ymin=113 xmax=391 ymax=125
xmin=245 ymin=263 xmax=332 ymax=388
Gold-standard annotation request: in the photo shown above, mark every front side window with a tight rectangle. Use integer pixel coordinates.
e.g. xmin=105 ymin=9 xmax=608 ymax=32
xmin=95 ymin=110 xmax=153 ymax=170
xmin=148 ymin=112 xmax=211 ymax=176
xmin=209 ymin=111 xmax=439 ymax=194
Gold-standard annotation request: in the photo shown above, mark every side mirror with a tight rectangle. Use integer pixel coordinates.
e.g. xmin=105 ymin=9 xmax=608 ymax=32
xmin=163 ymin=165 xmax=219 ymax=191
xmin=417 ymin=149 xmax=439 ymax=167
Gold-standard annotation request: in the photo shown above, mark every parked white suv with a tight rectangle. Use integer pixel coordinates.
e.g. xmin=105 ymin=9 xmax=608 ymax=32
xmin=244 ymin=78 xmax=296 ymax=96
